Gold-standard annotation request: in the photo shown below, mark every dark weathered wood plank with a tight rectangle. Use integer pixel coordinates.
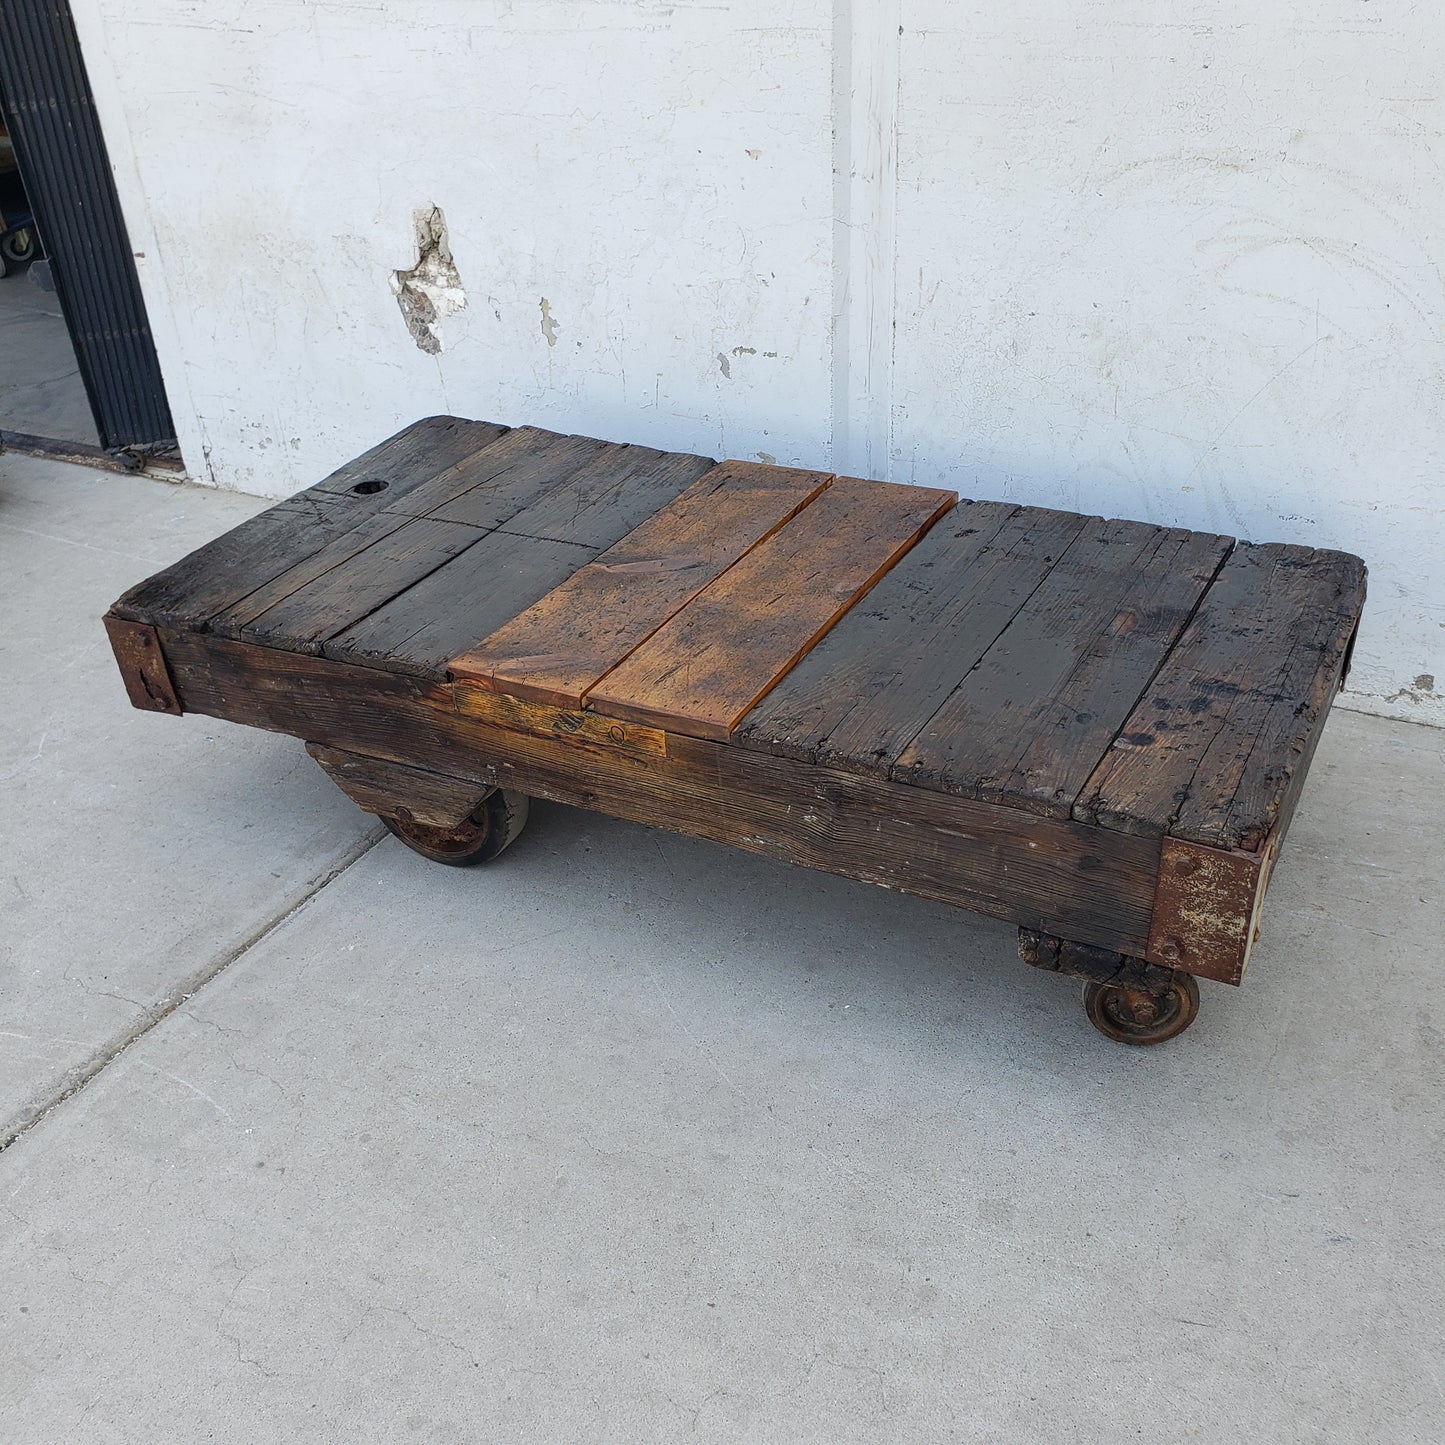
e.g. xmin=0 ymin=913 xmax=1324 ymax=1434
xmin=110 ymin=418 xmax=512 ymax=632
xmin=109 ymin=495 xmax=367 ymax=631
xmin=586 ymin=478 xmax=957 ymax=739
xmin=1076 ymin=544 xmax=1368 ymax=849
xmin=449 ymin=460 xmax=831 ymax=708
xmin=301 ymin=416 xmax=510 ymax=504
xmin=231 ymin=518 xmax=488 ymax=655
xmin=493 ymin=444 xmax=717 ymax=549
xmin=159 ymin=630 xmax=1161 ymax=956
xmin=208 ymin=508 xmax=417 ymax=640
xmin=325 ymin=530 xmax=596 ymax=679
xmin=986 ymin=532 xmax=1233 ymax=817
xmin=734 ymin=502 xmax=1086 ymax=769
xmin=218 ymin=427 xmax=651 ymax=658
xmin=893 ymin=521 xmax=1235 ymax=815
xmin=382 ymin=427 xmax=613 ymax=523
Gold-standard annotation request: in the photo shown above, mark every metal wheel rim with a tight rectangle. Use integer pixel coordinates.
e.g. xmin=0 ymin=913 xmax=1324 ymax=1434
xmin=387 ymin=805 xmax=494 ymax=862
xmin=1084 ymin=975 xmax=1199 ymax=1045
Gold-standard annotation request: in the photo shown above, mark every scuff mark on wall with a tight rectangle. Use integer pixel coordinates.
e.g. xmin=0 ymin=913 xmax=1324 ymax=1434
xmin=390 ymin=206 xmax=466 ymax=355
xmin=539 ymin=297 xmax=560 ymax=347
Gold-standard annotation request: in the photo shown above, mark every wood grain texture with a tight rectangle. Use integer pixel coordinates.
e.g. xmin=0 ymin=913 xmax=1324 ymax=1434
xmin=209 ymin=427 xmax=671 ymax=663
xmin=228 ymin=517 xmax=487 ymax=655
xmin=325 ymin=530 xmax=596 ymax=679
xmin=448 ymin=460 xmax=831 ymax=707
xmin=158 ymin=630 xmax=1161 ymax=957
xmin=306 ymin=743 xmax=495 ymax=828
xmin=734 ymin=502 xmax=1086 ymax=769
xmin=208 ymin=508 xmax=417 ymax=640
xmin=586 ymin=478 xmax=957 ymax=739
xmin=110 ymin=417 xmax=511 ymax=632
xmin=383 ymin=427 xmax=613 ymax=524
xmin=109 ymin=495 xmax=364 ymax=630
xmin=1075 ymin=544 xmax=1368 ymax=849
xmin=301 ymin=416 xmax=510 ymax=504
xmin=491 ymin=444 xmax=717 ymax=549
xmin=452 ymin=682 xmax=668 ymax=761
xmin=893 ymin=520 xmax=1234 ymax=815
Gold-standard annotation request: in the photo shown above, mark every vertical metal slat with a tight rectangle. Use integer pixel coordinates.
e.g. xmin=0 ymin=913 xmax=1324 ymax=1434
xmin=0 ymin=0 xmax=176 ymax=452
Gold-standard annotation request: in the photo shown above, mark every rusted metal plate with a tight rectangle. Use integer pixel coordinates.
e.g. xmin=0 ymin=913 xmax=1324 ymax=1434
xmin=1146 ymin=837 xmax=1270 ymax=985
xmin=103 ymin=614 xmax=181 ymax=715
xmin=452 ymin=680 xmax=667 ymax=761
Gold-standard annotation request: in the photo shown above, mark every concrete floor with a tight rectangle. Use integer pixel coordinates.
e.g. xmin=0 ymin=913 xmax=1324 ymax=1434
xmin=2 ymin=453 xmax=1443 ymax=1442
xmin=0 ymin=262 xmax=99 ymax=445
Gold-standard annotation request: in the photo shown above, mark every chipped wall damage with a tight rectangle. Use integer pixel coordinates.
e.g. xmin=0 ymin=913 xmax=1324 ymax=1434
xmin=390 ymin=206 xmax=466 ymax=355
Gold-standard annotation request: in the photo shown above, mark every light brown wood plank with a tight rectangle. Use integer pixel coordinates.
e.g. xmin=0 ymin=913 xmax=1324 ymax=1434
xmin=452 ymin=683 xmax=668 ymax=761
xmin=584 ymin=478 xmax=957 ymax=739
xmin=447 ymin=460 xmax=831 ymax=707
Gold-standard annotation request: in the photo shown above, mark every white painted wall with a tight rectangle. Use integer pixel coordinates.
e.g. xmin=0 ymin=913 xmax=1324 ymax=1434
xmin=71 ymin=0 xmax=1443 ymax=725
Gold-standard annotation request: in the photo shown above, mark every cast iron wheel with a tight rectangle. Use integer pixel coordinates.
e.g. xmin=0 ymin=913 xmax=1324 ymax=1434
xmin=383 ymin=789 xmax=529 ymax=867
xmin=1083 ymin=973 xmax=1200 ymax=1046
xmin=1 ymin=228 xmax=36 ymax=265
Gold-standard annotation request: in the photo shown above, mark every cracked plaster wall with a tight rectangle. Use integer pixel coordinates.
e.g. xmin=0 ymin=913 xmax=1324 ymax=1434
xmin=64 ymin=0 xmax=1445 ymax=725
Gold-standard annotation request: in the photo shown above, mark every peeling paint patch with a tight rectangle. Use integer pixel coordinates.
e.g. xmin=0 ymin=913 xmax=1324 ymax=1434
xmin=390 ymin=206 xmax=466 ymax=356
xmin=716 ymin=352 xmax=731 ymax=378
xmin=1386 ymin=673 xmax=1438 ymax=704
xmin=539 ymin=297 xmax=560 ymax=347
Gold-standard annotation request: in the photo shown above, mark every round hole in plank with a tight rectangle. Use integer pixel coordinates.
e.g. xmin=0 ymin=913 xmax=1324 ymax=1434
xmin=351 ymin=478 xmax=388 ymax=495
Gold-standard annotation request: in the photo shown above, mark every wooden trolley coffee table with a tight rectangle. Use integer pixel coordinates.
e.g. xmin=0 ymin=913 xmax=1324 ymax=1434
xmin=105 ymin=417 xmax=1366 ymax=1044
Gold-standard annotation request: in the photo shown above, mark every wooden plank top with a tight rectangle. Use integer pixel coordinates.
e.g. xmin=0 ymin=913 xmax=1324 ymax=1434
xmin=582 ymin=477 xmax=957 ymax=740
xmin=735 ymin=501 xmax=1088 ymax=769
xmin=448 ymin=460 xmax=830 ymax=708
xmin=1073 ymin=542 xmax=1367 ymax=850
xmin=891 ymin=519 xmax=1234 ymax=814
xmin=107 ymin=415 xmax=1367 ymax=856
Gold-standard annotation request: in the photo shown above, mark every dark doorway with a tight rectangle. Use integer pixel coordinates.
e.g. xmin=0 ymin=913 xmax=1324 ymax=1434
xmin=0 ymin=0 xmax=177 ymax=466
xmin=1 ymin=97 xmax=97 ymax=448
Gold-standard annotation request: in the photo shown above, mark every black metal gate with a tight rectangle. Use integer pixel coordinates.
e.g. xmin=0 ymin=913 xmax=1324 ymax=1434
xmin=0 ymin=0 xmax=176 ymax=454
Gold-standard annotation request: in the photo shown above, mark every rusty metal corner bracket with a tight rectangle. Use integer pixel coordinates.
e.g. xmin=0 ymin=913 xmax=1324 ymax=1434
xmin=1146 ymin=836 xmax=1276 ymax=986
xmin=103 ymin=614 xmax=182 ymax=715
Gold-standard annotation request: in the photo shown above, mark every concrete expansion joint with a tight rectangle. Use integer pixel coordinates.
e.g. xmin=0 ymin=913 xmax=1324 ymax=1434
xmin=0 ymin=824 xmax=387 ymax=1155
